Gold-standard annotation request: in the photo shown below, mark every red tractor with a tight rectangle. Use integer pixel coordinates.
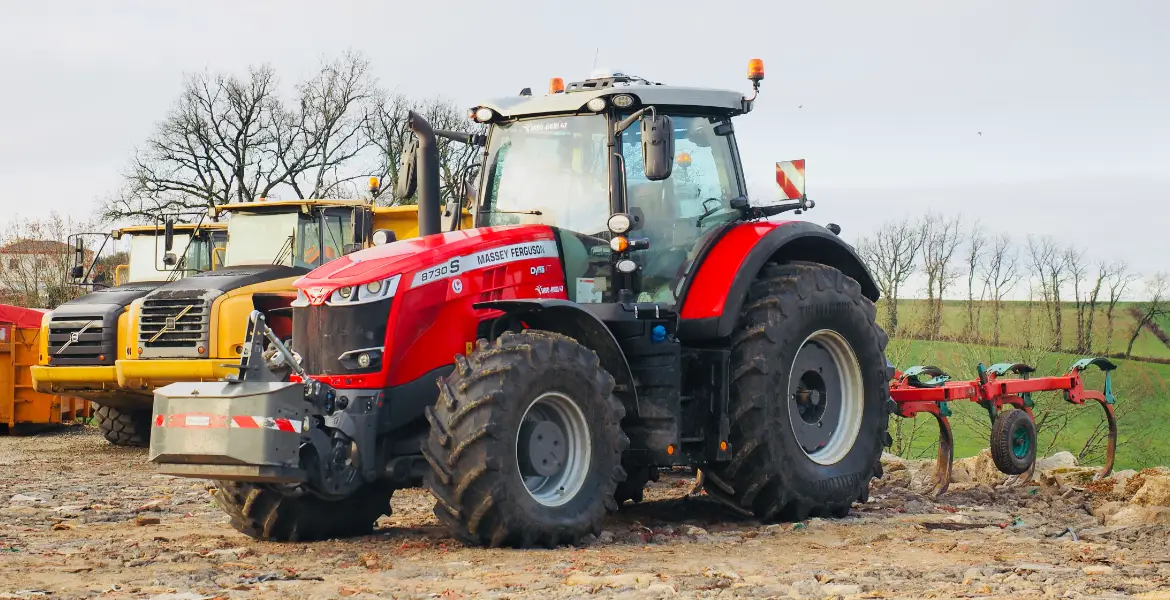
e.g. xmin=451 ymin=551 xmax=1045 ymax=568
xmin=149 ymin=60 xmax=894 ymax=547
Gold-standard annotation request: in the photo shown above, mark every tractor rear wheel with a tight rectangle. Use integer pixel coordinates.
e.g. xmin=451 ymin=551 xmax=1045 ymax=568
xmin=703 ymin=262 xmax=889 ymax=521
xmin=211 ymin=481 xmax=394 ymax=542
xmin=423 ymin=330 xmax=627 ymax=548
xmin=95 ymin=404 xmax=152 ymax=447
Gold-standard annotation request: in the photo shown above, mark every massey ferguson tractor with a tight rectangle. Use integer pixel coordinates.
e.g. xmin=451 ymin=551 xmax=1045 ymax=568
xmin=149 ymin=60 xmax=896 ymax=547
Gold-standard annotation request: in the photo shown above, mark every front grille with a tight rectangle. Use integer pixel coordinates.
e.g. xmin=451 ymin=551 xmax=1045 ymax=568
xmin=139 ymin=294 xmax=213 ymax=358
xmin=293 ymin=299 xmax=392 ymax=375
xmin=48 ymin=313 xmax=117 ymax=366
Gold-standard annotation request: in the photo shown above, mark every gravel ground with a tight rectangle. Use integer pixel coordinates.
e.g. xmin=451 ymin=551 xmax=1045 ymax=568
xmin=2 ymin=427 xmax=1169 ymax=600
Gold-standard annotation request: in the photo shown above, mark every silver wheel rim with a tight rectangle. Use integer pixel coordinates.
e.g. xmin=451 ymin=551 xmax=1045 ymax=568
xmin=787 ymin=329 xmax=864 ymax=466
xmin=516 ymin=391 xmax=592 ymax=507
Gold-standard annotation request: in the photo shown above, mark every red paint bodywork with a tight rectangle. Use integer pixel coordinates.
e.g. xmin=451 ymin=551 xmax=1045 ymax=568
xmin=678 ymin=220 xmax=792 ymax=320
xmin=293 ymin=225 xmax=568 ymax=390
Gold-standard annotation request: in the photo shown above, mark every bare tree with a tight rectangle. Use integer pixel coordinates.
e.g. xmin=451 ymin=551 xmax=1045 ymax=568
xmin=0 ymin=212 xmax=94 ymax=308
xmin=105 ymin=51 xmax=383 ymax=222
xmin=1065 ymin=246 xmax=1089 ymax=353
xmin=855 ymin=217 xmax=922 ymax=335
xmin=1026 ymin=236 xmax=1070 ymax=351
xmin=918 ymin=213 xmax=963 ymax=339
xmin=1125 ymin=273 xmax=1169 ymax=359
xmin=1104 ymin=261 xmax=1137 ymax=354
xmin=980 ymin=233 xmax=1021 ymax=346
xmin=963 ymin=220 xmax=988 ymax=341
xmin=1082 ymin=260 xmax=1109 ymax=354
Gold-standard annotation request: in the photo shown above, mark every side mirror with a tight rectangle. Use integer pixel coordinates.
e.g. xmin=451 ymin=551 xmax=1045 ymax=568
xmin=396 ymin=138 xmax=418 ymax=200
xmin=372 ymin=229 xmax=396 ymax=246
xmin=72 ymin=237 xmax=84 ymax=272
xmin=70 ymin=265 xmax=84 ymax=280
xmin=353 ymin=209 xmax=368 ymax=245
xmin=641 ymin=114 xmax=675 ymax=181
xmin=164 ymin=219 xmax=175 ymax=252
xmin=163 ymin=252 xmax=178 ymax=266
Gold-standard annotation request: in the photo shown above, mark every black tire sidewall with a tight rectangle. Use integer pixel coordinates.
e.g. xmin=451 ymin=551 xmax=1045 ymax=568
xmin=761 ymin=292 xmax=887 ymax=491
xmin=495 ymin=361 xmax=619 ymax=529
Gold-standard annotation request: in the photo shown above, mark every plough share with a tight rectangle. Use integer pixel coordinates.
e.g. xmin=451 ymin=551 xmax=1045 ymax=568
xmin=888 ymin=357 xmax=1118 ymax=495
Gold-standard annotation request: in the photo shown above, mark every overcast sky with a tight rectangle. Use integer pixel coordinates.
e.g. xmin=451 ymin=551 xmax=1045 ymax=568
xmin=1 ymin=0 xmax=1167 ymax=287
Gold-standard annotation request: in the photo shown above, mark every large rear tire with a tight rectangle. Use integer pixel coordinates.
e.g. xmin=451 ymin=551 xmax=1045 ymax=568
xmin=212 ymin=481 xmax=394 ymax=542
xmin=95 ymin=404 xmax=152 ymax=447
xmin=423 ymin=330 xmax=627 ymax=548
xmin=703 ymin=262 xmax=890 ymax=521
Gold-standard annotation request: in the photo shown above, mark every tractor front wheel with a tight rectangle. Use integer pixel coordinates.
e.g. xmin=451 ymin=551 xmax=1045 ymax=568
xmin=704 ymin=262 xmax=890 ymax=521
xmin=423 ymin=330 xmax=627 ymax=548
xmin=211 ymin=481 xmax=394 ymax=542
xmin=95 ymin=404 xmax=152 ymax=447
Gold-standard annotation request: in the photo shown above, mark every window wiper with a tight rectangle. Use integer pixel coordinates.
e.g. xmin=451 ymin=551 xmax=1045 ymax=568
xmin=272 ymin=236 xmax=294 ymax=266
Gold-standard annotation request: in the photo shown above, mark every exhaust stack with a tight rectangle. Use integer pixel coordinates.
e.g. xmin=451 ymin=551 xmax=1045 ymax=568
xmin=407 ymin=110 xmax=442 ymax=237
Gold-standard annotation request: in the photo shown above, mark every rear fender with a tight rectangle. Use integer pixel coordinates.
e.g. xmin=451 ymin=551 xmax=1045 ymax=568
xmin=676 ymin=221 xmax=879 ymax=341
xmin=473 ymin=299 xmax=638 ymax=414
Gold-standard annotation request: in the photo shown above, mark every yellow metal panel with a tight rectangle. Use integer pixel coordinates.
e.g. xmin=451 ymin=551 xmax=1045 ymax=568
xmin=115 ymin=358 xmax=237 ymax=390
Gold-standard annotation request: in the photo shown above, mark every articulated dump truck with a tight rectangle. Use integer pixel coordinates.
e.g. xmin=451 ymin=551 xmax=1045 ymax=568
xmin=106 ymin=199 xmax=441 ymax=446
xmin=31 ymin=222 xmax=227 ymax=443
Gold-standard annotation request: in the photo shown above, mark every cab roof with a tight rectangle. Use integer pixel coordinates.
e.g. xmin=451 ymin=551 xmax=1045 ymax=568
xmin=478 ymin=76 xmax=751 ymax=119
xmin=211 ymin=198 xmax=373 ymax=216
xmin=114 ymin=222 xmax=226 ymax=236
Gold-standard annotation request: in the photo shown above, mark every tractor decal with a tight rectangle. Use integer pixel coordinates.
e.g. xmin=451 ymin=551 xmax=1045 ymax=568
xmin=408 ymin=240 xmax=559 ymax=289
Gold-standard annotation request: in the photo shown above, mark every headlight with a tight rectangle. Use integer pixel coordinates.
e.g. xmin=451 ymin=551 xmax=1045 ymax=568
xmin=616 ymin=259 xmax=637 ymax=273
xmin=586 ymin=97 xmax=607 ymax=112
xmin=357 ymin=353 xmax=371 ymax=368
xmin=366 ymin=280 xmax=382 ymax=295
xmin=607 ymin=213 xmax=632 ymax=234
xmin=475 ymin=107 xmax=495 ymax=123
xmin=338 ymin=286 xmax=354 ymax=299
xmin=612 ymin=94 xmax=635 ymax=108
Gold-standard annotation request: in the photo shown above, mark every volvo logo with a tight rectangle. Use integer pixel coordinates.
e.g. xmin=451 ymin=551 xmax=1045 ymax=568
xmin=69 ymin=331 xmax=80 ymax=344
xmin=149 ymin=305 xmax=195 ymax=344
xmin=56 ymin=320 xmax=97 ymax=356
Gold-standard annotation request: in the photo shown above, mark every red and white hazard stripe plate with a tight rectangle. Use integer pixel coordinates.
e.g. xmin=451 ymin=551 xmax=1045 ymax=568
xmin=154 ymin=412 xmax=305 ymax=432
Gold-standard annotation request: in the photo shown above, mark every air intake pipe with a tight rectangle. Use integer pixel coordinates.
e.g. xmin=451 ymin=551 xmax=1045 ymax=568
xmin=405 ymin=110 xmax=441 ymax=237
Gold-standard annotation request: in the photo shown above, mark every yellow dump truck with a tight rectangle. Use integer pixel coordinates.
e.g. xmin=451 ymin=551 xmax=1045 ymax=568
xmin=105 ymin=199 xmax=423 ymax=446
xmin=29 ymin=222 xmax=226 ymax=441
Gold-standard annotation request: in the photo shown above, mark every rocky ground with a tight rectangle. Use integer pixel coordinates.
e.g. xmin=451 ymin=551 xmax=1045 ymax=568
xmin=2 ymin=428 xmax=1170 ymax=600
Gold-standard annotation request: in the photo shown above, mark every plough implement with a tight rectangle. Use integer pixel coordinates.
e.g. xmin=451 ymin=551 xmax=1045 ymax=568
xmin=889 ymin=357 xmax=1118 ymax=495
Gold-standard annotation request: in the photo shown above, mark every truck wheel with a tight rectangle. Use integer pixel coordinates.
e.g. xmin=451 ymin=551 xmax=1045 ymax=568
xmin=704 ymin=262 xmax=889 ymax=521
xmin=95 ymin=405 xmax=152 ymax=447
xmin=990 ymin=409 xmax=1036 ymax=475
xmin=212 ymin=481 xmax=394 ymax=542
xmin=424 ymin=330 xmax=628 ymax=548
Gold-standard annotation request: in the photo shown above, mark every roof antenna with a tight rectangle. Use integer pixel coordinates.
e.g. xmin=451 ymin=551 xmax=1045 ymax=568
xmin=592 ymin=48 xmax=599 ymax=69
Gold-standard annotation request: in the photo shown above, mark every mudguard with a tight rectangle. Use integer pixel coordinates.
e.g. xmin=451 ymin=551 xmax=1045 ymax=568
xmin=676 ymin=221 xmax=879 ymax=340
xmin=473 ymin=299 xmax=638 ymax=413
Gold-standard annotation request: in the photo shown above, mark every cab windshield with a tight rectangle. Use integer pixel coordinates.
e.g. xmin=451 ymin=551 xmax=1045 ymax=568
xmin=181 ymin=232 xmax=214 ymax=273
xmin=224 ymin=209 xmax=351 ymax=269
xmin=480 ymin=115 xmax=610 ymax=236
xmin=125 ymin=233 xmax=190 ymax=283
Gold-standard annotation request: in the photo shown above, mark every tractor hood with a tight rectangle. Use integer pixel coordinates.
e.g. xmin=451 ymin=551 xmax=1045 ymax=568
xmin=294 ymin=225 xmax=559 ymax=303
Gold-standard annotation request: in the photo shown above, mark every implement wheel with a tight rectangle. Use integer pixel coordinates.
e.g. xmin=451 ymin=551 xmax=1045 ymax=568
xmin=212 ymin=481 xmax=394 ymax=542
xmin=423 ymin=330 xmax=627 ymax=548
xmin=703 ymin=262 xmax=890 ymax=521
xmin=95 ymin=404 xmax=152 ymax=447
xmin=990 ymin=409 xmax=1036 ymax=475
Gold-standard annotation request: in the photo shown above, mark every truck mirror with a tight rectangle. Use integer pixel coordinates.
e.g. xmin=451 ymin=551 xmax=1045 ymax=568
xmin=70 ymin=265 xmax=84 ymax=280
xmin=353 ymin=209 xmax=368 ymax=245
xmin=372 ymin=229 xmax=396 ymax=246
xmin=164 ymin=219 xmax=175 ymax=251
xmin=163 ymin=252 xmax=178 ymax=266
xmin=641 ymin=113 xmax=675 ymax=181
xmin=72 ymin=236 xmax=84 ymax=274
xmin=396 ymin=138 xmax=419 ymax=200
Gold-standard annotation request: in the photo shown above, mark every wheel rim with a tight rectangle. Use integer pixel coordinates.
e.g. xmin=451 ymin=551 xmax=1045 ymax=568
xmin=1012 ymin=425 xmax=1031 ymax=459
xmin=516 ymin=391 xmax=592 ymax=507
xmin=787 ymin=329 xmax=865 ymax=466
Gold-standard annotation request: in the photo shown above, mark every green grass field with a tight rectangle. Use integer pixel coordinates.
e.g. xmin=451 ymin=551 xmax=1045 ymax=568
xmin=879 ymin=299 xmax=1170 ymax=361
xmin=885 ymin=338 xmax=1170 ymax=471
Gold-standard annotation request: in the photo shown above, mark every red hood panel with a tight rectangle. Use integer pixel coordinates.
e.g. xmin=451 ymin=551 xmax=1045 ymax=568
xmin=294 ymin=225 xmax=558 ymax=292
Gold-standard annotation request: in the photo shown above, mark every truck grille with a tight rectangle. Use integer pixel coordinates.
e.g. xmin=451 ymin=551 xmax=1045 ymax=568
xmin=293 ymin=299 xmax=392 ymax=376
xmin=139 ymin=295 xmax=212 ymax=358
xmin=48 ymin=313 xmax=117 ymax=366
